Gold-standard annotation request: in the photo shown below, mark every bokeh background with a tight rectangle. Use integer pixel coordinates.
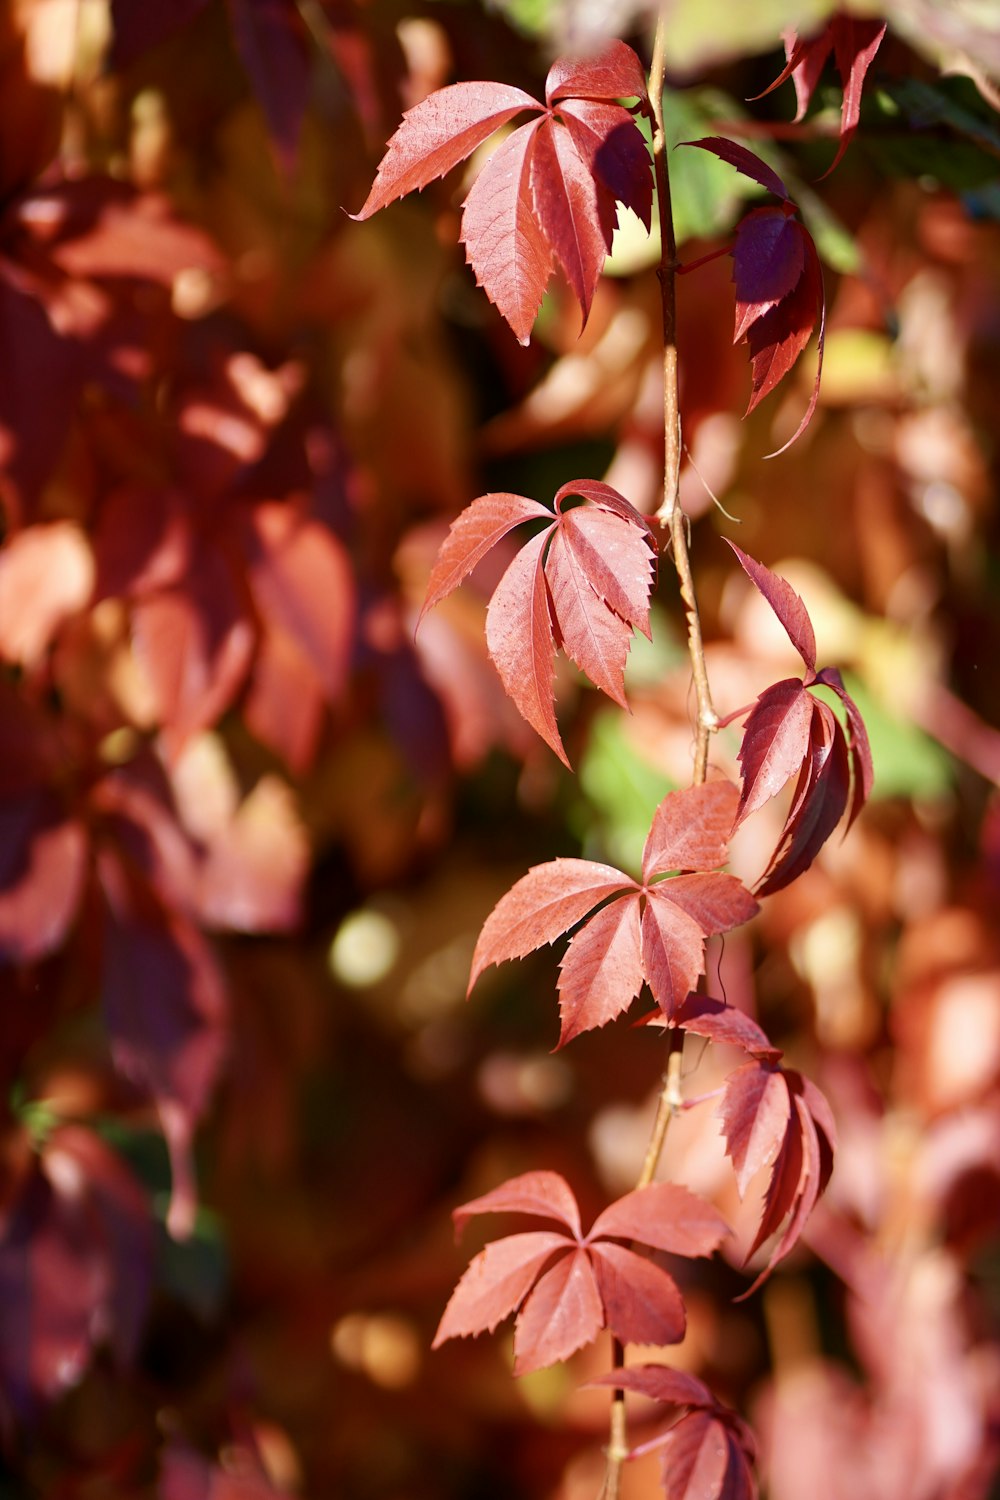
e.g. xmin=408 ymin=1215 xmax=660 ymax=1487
xmin=1 ymin=2 xmax=999 ymax=1496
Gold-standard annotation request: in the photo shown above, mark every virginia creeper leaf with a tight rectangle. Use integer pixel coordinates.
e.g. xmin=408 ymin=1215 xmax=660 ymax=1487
xmin=435 ymin=1172 xmax=722 ymax=1373
xmin=719 ymin=1060 xmax=792 ymax=1197
xmin=469 ymin=858 xmax=636 ymax=993
xmin=462 ymin=117 xmax=553 ymax=345
xmin=589 ymin=1181 xmax=728 ymax=1258
xmin=419 ymin=491 xmax=551 ymax=623
xmin=721 ymin=1063 xmax=836 ymax=1292
xmin=556 ymin=98 xmax=653 ymax=236
xmin=421 ymin=480 xmax=655 ymax=762
xmin=545 ymin=39 xmax=649 ymax=106
xmin=557 ymin=894 xmax=644 ymax=1046
xmin=512 ymin=1248 xmax=603 ymax=1373
xmin=732 ymin=205 xmax=806 ymax=341
xmin=432 ymin=1231 xmax=568 ymax=1343
xmin=673 ymin=995 xmax=781 ymax=1063
xmin=734 ymin=679 xmax=815 ymax=828
xmin=351 ymin=81 xmax=542 ymax=218
xmin=754 ymin=18 xmax=887 ymax=177
xmin=589 ymin=1241 xmax=687 ymax=1346
xmin=485 ymin=527 xmax=565 ymax=762
xmin=683 ymin=136 xmax=788 ymax=201
xmin=530 ymin=116 xmax=608 ymax=326
xmin=470 ymin=784 xmax=756 ymax=1036
xmin=353 ymin=44 xmax=652 ymax=342
xmin=453 ymin=1170 xmax=583 ymax=1238
xmin=642 ymin=780 xmax=740 ymax=881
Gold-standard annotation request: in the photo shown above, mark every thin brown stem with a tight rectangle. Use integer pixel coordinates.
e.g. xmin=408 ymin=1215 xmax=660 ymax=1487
xmin=602 ymin=24 xmax=719 ymax=1494
xmin=647 ymin=22 xmax=718 ymax=787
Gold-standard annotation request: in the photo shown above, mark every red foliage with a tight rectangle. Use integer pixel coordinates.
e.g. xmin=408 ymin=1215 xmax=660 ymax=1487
xmin=420 ymin=480 xmax=656 ymax=764
xmin=469 ymin=781 xmax=758 ymax=1041
xmin=433 ymin=1170 xmax=727 ymax=1373
xmin=353 ymin=41 xmax=652 ymax=341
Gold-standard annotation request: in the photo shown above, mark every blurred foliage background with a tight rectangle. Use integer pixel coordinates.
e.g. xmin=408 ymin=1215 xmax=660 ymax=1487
xmin=1 ymin=1 xmax=999 ymax=1496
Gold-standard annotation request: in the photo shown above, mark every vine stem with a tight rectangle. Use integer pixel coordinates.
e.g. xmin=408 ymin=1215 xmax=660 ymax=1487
xmin=602 ymin=21 xmax=719 ymax=1496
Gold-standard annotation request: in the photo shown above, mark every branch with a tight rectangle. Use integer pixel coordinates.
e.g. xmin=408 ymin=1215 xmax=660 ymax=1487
xmin=647 ymin=26 xmax=718 ymax=787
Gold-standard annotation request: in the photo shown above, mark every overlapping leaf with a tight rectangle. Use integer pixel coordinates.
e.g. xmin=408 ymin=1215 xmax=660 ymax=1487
xmin=352 ymin=41 xmax=652 ymax=342
xmin=590 ymin=1364 xmax=758 ymax=1500
xmin=724 ymin=543 xmax=873 ymax=893
xmin=0 ymin=1126 xmax=152 ymax=1419
xmin=419 ymin=479 xmax=656 ymax=764
xmin=683 ymin=139 xmax=824 ymax=451
xmin=719 ymin=1060 xmax=836 ymax=1294
xmin=754 ymin=16 xmax=888 ymax=177
xmin=469 ymin=780 xmax=758 ymax=1041
xmin=433 ymin=1170 xmax=727 ymax=1374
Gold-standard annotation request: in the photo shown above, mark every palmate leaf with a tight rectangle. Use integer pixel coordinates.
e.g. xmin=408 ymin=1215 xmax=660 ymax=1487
xmin=419 ymin=481 xmax=656 ymax=765
xmin=719 ymin=1061 xmax=836 ymax=1295
xmin=590 ymin=1364 xmax=757 ymax=1500
xmin=352 ymin=43 xmax=652 ymax=343
xmin=433 ymin=1173 xmax=726 ymax=1375
xmin=723 ymin=544 xmax=873 ymax=891
xmin=753 ymin=16 xmax=888 ymax=177
xmin=682 ymin=139 xmax=824 ymax=450
xmin=470 ymin=781 xmax=758 ymax=1044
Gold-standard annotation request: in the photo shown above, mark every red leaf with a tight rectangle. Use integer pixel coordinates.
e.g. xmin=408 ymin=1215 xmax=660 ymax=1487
xmin=758 ymin=18 xmax=886 ymax=177
xmin=485 ymin=527 xmax=565 ymax=763
xmin=757 ymin=700 xmax=851 ymax=896
xmin=453 ymin=1170 xmax=583 ymax=1237
xmin=827 ymin=19 xmax=887 ymax=175
xmin=659 ymin=1410 xmax=747 ymax=1500
xmin=591 ymin=1366 xmax=757 ymax=1496
xmin=556 ymin=98 xmax=653 ymax=235
xmin=240 ymin=501 xmax=355 ymax=704
xmin=422 ymin=481 xmax=655 ymax=758
xmin=732 ymin=205 xmax=805 ymax=341
xmin=545 ymin=40 xmax=649 ymax=107
xmin=553 ymin=485 xmax=656 ymax=635
xmin=436 ymin=1172 xmax=724 ymax=1370
xmin=513 ymin=1248 xmax=604 ymax=1373
xmin=461 ymin=117 xmax=552 ymax=345
xmin=0 ymin=793 xmax=87 ymax=963
xmin=640 ymin=890 xmax=710 ymax=1020
xmin=432 ymin=1230 xmax=569 ymax=1345
xmin=814 ymin=666 xmax=875 ymax=826
xmin=682 ymin=137 xmax=788 ymax=200
xmin=744 ymin=232 xmax=823 ymax=420
xmin=469 ymin=788 xmax=754 ymax=1035
xmin=469 ymin=858 xmax=636 ymax=993
xmin=734 ymin=679 xmax=814 ymax=827
xmin=557 ymin=893 xmax=644 ymax=1046
xmin=351 ymin=80 xmax=542 ymax=218
xmin=545 ymin=523 xmax=634 ymax=706
xmin=591 ymin=1362 xmax=717 ymax=1410
xmin=590 ymin=1181 xmax=728 ymax=1258
xmin=418 ymin=491 xmax=551 ymax=624
xmin=724 ymin=1065 xmax=837 ymax=1293
xmin=725 ymin=543 xmax=817 ymax=670
xmin=530 ymin=116 xmax=608 ymax=328
xmin=659 ymin=873 xmax=759 ymax=938
xmin=589 ymin=1241 xmax=687 ymax=1346
xmin=131 ymin=551 xmax=254 ymax=759
xmin=642 ymin=781 xmax=741 ymax=881
xmin=673 ymin=996 xmax=781 ymax=1063
xmin=169 ymin=738 xmax=308 ymax=934
xmin=719 ymin=1061 xmax=792 ymax=1197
